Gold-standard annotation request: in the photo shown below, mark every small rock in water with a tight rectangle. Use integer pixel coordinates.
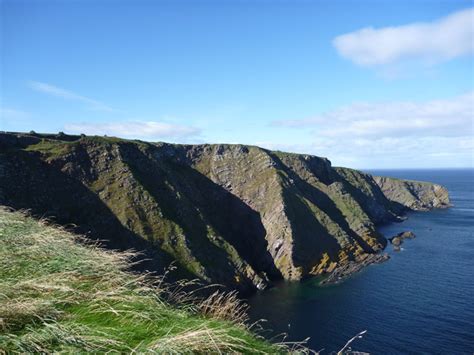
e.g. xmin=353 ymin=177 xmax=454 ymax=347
xmin=388 ymin=231 xmax=416 ymax=250
xmin=398 ymin=231 xmax=416 ymax=239
xmin=391 ymin=237 xmax=402 ymax=246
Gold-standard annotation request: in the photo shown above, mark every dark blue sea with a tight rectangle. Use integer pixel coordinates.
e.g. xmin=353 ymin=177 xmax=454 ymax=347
xmin=248 ymin=169 xmax=474 ymax=354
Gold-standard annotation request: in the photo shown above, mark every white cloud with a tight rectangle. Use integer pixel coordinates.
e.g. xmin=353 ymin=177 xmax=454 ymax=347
xmin=333 ymin=7 xmax=474 ymax=67
xmin=273 ymin=91 xmax=474 ymax=138
xmin=256 ymin=136 xmax=473 ymax=169
xmin=65 ymin=121 xmax=201 ymax=139
xmin=270 ymin=92 xmax=474 ymax=168
xmin=28 ymin=81 xmax=115 ymax=112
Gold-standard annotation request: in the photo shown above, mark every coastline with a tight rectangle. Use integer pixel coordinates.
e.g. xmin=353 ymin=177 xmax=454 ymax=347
xmin=318 ymin=187 xmax=451 ymax=287
xmin=246 ymin=168 xmax=473 ymax=354
xmin=319 ymin=252 xmax=390 ymax=285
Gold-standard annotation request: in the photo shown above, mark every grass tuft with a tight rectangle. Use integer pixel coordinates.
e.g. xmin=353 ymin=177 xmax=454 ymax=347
xmin=0 ymin=207 xmax=308 ymax=353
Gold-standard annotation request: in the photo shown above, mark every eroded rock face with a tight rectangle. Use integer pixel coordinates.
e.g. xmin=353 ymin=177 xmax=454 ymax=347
xmin=0 ymin=133 xmax=451 ymax=293
xmin=373 ymin=176 xmax=450 ymax=211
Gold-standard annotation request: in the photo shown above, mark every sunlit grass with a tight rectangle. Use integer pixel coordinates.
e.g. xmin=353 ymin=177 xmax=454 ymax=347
xmin=0 ymin=207 xmax=307 ymax=353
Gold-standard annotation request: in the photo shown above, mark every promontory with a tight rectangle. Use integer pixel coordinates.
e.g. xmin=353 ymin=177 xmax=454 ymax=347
xmin=0 ymin=132 xmax=450 ymax=294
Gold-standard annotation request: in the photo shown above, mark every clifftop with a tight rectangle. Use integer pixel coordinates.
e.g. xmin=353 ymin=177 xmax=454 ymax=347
xmin=0 ymin=132 xmax=450 ymax=293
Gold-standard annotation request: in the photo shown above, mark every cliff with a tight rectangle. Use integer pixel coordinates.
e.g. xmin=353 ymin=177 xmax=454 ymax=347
xmin=0 ymin=207 xmax=289 ymax=353
xmin=373 ymin=176 xmax=450 ymax=211
xmin=0 ymin=132 xmax=450 ymax=293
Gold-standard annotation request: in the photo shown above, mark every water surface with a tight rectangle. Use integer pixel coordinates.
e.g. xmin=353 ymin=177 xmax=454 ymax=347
xmin=248 ymin=169 xmax=474 ymax=353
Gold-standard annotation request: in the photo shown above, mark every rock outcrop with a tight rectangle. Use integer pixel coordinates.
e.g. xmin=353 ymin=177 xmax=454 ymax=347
xmin=388 ymin=231 xmax=416 ymax=251
xmin=0 ymin=132 xmax=451 ymax=294
xmin=373 ymin=176 xmax=450 ymax=211
xmin=319 ymin=253 xmax=390 ymax=285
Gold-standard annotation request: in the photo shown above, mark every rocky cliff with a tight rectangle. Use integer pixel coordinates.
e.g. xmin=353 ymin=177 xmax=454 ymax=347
xmin=373 ymin=176 xmax=450 ymax=211
xmin=0 ymin=132 xmax=450 ymax=294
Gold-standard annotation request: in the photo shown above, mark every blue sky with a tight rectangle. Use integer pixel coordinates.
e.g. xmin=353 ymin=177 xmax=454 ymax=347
xmin=1 ymin=0 xmax=473 ymax=168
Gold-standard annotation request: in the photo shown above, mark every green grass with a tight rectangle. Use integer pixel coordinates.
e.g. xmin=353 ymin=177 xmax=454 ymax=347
xmin=24 ymin=139 xmax=78 ymax=159
xmin=0 ymin=208 xmax=306 ymax=353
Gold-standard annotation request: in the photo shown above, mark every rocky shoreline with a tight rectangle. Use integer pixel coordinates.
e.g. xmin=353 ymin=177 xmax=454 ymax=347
xmin=388 ymin=231 xmax=416 ymax=251
xmin=320 ymin=230 xmax=417 ymax=284
xmin=320 ymin=252 xmax=390 ymax=285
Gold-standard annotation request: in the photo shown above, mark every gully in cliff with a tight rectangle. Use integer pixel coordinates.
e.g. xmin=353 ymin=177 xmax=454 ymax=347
xmin=0 ymin=132 xmax=451 ymax=294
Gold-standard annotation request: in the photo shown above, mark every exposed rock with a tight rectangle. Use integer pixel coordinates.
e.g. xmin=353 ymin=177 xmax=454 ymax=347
xmin=0 ymin=132 xmax=450 ymax=294
xmin=373 ymin=176 xmax=450 ymax=211
xmin=391 ymin=237 xmax=403 ymax=247
xmin=398 ymin=231 xmax=416 ymax=239
xmin=320 ymin=253 xmax=390 ymax=285
xmin=388 ymin=231 xmax=416 ymax=250
xmin=388 ymin=231 xmax=416 ymax=243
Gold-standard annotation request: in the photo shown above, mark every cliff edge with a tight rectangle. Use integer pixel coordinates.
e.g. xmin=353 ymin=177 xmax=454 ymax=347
xmin=0 ymin=132 xmax=450 ymax=293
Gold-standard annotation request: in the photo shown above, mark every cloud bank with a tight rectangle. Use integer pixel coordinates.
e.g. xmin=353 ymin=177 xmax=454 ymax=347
xmin=271 ymin=91 xmax=474 ymax=168
xmin=333 ymin=7 xmax=474 ymax=66
xmin=65 ymin=121 xmax=201 ymax=140
xmin=28 ymin=81 xmax=115 ymax=112
xmin=274 ymin=91 xmax=473 ymax=137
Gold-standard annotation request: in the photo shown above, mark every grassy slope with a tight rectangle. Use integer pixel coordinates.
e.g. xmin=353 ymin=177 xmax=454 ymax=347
xmin=0 ymin=208 xmax=298 ymax=354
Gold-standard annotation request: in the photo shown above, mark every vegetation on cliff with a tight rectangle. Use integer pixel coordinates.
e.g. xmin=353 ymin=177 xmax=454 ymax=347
xmin=0 ymin=132 xmax=450 ymax=294
xmin=0 ymin=208 xmax=303 ymax=353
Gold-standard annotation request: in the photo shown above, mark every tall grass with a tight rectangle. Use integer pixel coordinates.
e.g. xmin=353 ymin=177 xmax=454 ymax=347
xmin=0 ymin=207 xmax=308 ymax=354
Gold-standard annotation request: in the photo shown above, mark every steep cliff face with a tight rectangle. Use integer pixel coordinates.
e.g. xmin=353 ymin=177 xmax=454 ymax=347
xmin=373 ymin=176 xmax=451 ymax=211
xmin=0 ymin=133 xmax=450 ymax=293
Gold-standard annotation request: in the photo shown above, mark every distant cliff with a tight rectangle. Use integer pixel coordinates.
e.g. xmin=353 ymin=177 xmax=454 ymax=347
xmin=0 ymin=132 xmax=450 ymax=294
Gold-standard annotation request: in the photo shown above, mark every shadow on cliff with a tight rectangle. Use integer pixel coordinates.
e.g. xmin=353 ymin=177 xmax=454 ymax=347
xmin=268 ymin=154 xmax=376 ymax=267
xmin=0 ymin=149 xmax=188 ymax=281
xmin=117 ymin=144 xmax=283 ymax=283
xmin=281 ymin=189 xmax=342 ymax=274
xmin=331 ymin=169 xmax=406 ymax=223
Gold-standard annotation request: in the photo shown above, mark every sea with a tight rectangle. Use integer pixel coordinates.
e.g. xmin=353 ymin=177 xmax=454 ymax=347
xmin=248 ymin=169 xmax=474 ymax=354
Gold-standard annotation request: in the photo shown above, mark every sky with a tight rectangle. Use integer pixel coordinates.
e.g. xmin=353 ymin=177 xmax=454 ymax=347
xmin=1 ymin=0 xmax=473 ymax=169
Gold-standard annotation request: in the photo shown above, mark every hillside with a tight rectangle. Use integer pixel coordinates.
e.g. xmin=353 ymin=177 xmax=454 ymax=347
xmin=0 ymin=207 xmax=297 ymax=353
xmin=0 ymin=132 xmax=450 ymax=294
